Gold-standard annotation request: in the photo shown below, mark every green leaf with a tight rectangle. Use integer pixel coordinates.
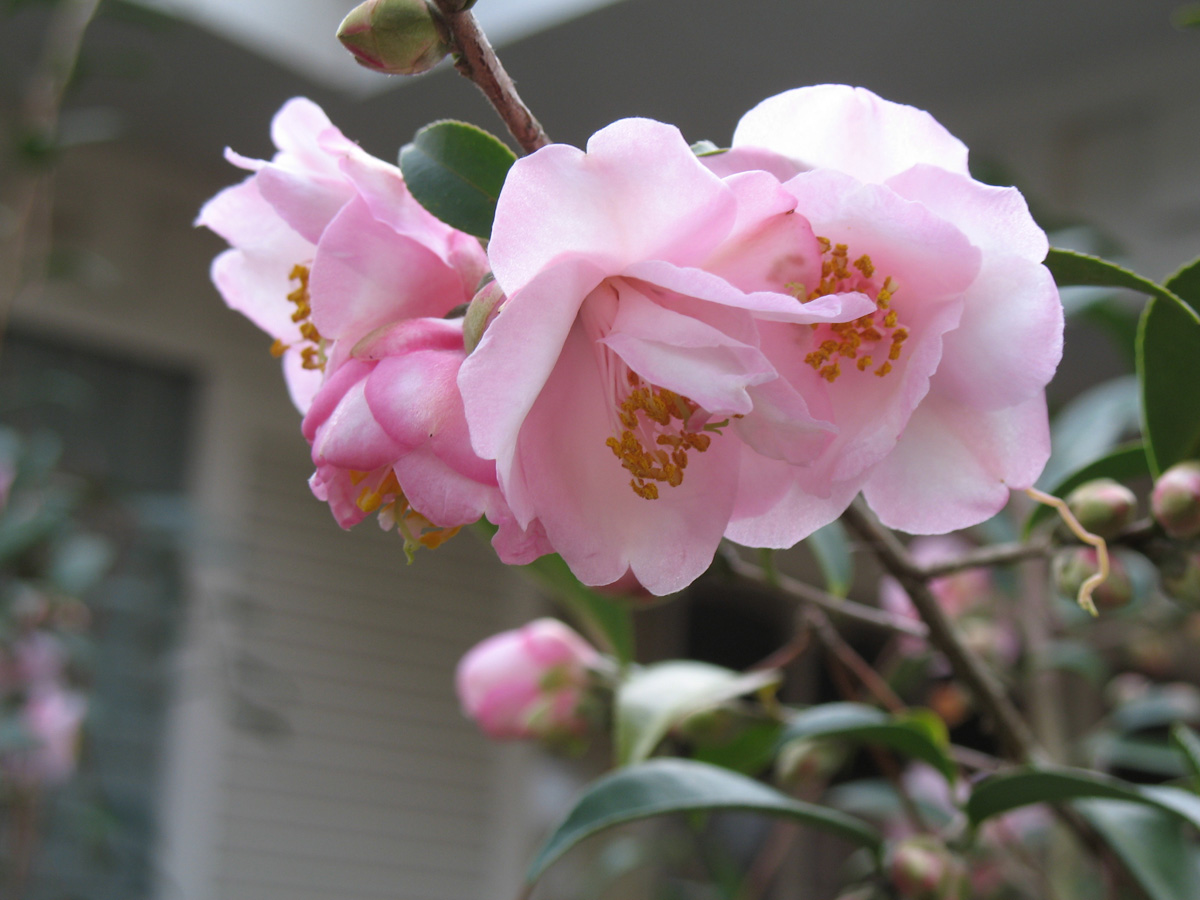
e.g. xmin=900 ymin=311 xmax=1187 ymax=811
xmin=526 ymin=758 xmax=882 ymax=882
xmin=615 ymin=661 xmax=780 ymax=766
xmin=398 ymin=120 xmax=516 ymax=239
xmin=1088 ymin=732 xmax=1189 ymax=779
xmin=966 ymin=766 xmax=1200 ymax=834
xmin=1075 ymin=800 xmax=1200 ymax=900
xmin=1138 ymin=258 xmax=1200 ymax=475
xmin=1170 ymin=723 xmax=1200 ymax=791
xmin=777 ymin=703 xmax=956 ymax=782
xmin=805 ymin=520 xmax=853 ymax=597
xmin=1038 ymin=376 xmax=1140 ymax=490
xmin=691 ymin=719 xmax=784 ymax=777
xmin=1045 ymin=248 xmax=1183 ymax=305
xmin=1024 ymin=443 xmax=1149 ymax=537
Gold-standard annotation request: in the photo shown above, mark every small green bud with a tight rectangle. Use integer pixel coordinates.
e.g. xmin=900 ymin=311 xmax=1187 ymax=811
xmin=463 ymin=278 xmax=504 ymax=353
xmin=1052 ymin=547 xmax=1133 ymax=610
xmin=1064 ymin=478 xmax=1136 ymax=540
xmin=337 ymin=0 xmax=450 ymax=76
xmin=1152 ymin=461 xmax=1200 ymax=540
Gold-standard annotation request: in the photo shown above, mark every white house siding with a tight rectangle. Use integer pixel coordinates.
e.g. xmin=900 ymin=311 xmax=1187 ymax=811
xmin=209 ymin=435 xmax=526 ymax=900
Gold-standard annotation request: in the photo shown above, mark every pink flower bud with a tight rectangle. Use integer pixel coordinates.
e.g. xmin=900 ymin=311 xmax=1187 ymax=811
xmin=337 ymin=0 xmax=450 ymax=76
xmin=888 ymin=837 xmax=967 ymax=900
xmin=1152 ymin=461 xmax=1200 ymax=540
xmin=1065 ymin=478 xmax=1136 ymax=540
xmin=455 ymin=618 xmax=600 ymax=741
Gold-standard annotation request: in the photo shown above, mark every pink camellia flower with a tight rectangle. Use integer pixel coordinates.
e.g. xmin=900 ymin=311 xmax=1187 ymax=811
xmin=302 ymin=316 xmax=548 ymax=562
xmin=459 ymin=118 xmax=876 ymax=594
xmin=720 ymin=85 xmax=1063 ymax=537
xmin=456 ymin=618 xmax=601 ymax=741
xmin=197 ymin=97 xmax=487 ymax=411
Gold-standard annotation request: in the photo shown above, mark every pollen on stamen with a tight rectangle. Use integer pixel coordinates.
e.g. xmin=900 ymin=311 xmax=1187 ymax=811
xmin=798 ymin=239 xmax=908 ymax=384
xmin=606 ymin=374 xmax=713 ymax=500
xmin=282 ymin=263 xmax=326 ymax=372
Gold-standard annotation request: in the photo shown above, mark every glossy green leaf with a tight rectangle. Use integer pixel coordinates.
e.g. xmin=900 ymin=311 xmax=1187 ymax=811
xmin=966 ymin=766 xmax=1200 ymax=834
xmin=1024 ymin=443 xmax=1149 ymax=536
xmin=472 ymin=522 xmax=635 ymax=664
xmin=1170 ymin=723 xmax=1200 ymax=791
xmin=805 ymin=520 xmax=853 ymax=597
xmin=527 ymin=758 xmax=882 ymax=881
xmin=615 ymin=661 xmax=780 ymax=765
xmin=398 ymin=120 xmax=516 ymax=239
xmin=1138 ymin=258 xmax=1200 ymax=475
xmin=1045 ymin=248 xmax=1182 ymax=305
xmin=1075 ymin=800 xmax=1200 ymax=900
xmin=778 ymin=703 xmax=955 ymax=782
xmin=1038 ymin=376 xmax=1140 ymax=490
xmin=691 ymin=719 xmax=784 ymax=777
xmin=1088 ymin=732 xmax=1188 ymax=779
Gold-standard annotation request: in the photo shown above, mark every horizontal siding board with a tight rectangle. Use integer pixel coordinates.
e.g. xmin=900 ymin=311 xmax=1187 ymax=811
xmin=212 ymin=439 xmax=507 ymax=899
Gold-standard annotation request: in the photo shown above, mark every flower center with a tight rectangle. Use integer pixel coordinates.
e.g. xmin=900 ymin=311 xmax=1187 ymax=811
xmin=788 ymin=238 xmax=908 ymax=383
xmin=350 ymin=468 xmax=460 ymax=558
xmin=605 ymin=369 xmax=713 ymax=501
xmin=270 ymin=263 xmax=326 ymax=371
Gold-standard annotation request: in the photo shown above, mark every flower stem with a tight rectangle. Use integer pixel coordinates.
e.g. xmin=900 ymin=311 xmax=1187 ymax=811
xmin=841 ymin=502 xmax=1039 ymax=762
xmin=429 ymin=1 xmax=550 ymax=153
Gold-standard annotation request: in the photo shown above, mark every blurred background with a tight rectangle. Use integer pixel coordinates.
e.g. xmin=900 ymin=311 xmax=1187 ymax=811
xmin=0 ymin=1 xmax=1198 ymax=898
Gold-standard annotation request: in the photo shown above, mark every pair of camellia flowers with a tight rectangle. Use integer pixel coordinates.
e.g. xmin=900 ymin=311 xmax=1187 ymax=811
xmin=199 ymin=85 xmax=1064 ymax=596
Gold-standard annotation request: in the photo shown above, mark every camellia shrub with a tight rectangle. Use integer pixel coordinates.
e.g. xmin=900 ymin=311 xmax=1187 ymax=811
xmin=198 ymin=2 xmax=1200 ymax=897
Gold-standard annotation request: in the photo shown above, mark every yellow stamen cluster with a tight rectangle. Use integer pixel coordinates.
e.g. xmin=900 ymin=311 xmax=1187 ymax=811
xmin=350 ymin=468 xmax=460 ymax=557
xmin=270 ymin=264 xmax=326 ymax=371
xmin=799 ymin=239 xmax=908 ymax=382
xmin=606 ymin=370 xmax=712 ymax=500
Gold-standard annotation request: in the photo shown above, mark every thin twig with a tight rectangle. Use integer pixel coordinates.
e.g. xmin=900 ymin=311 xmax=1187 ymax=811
xmin=429 ymin=1 xmax=550 ymax=153
xmin=841 ymin=503 xmax=1039 ymax=763
xmin=918 ymin=538 xmax=1052 ymax=578
xmin=722 ymin=548 xmax=929 ymax=639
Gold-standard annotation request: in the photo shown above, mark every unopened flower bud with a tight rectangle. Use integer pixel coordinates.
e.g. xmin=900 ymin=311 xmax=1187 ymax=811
xmin=463 ymin=278 xmax=504 ymax=353
xmin=1065 ymin=478 xmax=1136 ymax=540
xmin=888 ymin=837 xmax=967 ymax=900
xmin=337 ymin=0 xmax=450 ymax=76
xmin=455 ymin=618 xmax=600 ymax=742
xmin=1052 ymin=547 xmax=1133 ymax=610
xmin=1152 ymin=461 xmax=1200 ymax=540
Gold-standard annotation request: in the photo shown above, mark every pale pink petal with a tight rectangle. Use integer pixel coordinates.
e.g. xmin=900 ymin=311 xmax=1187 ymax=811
xmin=734 ymin=377 xmax=836 ymax=465
xmin=601 ymin=280 xmax=775 ymax=415
xmin=254 ymin=165 xmax=355 ymax=244
xmin=391 ymin=450 xmax=495 ymax=527
xmin=931 ymin=255 xmax=1063 ymax=409
xmin=727 ymin=451 xmax=860 ymax=548
xmin=732 ymin=85 xmax=970 ymax=183
xmin=507 ymin=319 xmax=740 ymax=594
xmin=488 ymin=118 xmax=736 ymax=292
xmin=460 ymin=260 xmax=608 ymax=467
xmin=700 ymin=146 xmax=803 ymax=182
xmin=862 ymin=392 xmax=1051 ymax=534
xmin=269 ymin=98 xmax=342 ymax=175
xmin=309 ymin=196 xmax=467 ymax=342
xmin=310 ymin=377 xmax=403 ymax=472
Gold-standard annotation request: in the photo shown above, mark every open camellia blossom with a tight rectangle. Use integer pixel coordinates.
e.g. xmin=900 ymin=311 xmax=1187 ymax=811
xmin=455 ymin=618 xmax=601 ymax=741
xmin=198 ymin=98 xmax=546 ymax=561
xmin=461 ymin=85 xmax=1062 ymax=593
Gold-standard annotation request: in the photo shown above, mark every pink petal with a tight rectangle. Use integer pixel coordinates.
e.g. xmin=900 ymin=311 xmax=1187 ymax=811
xmin=310 ymin=376 xmax=403 ymax=472
xmin=459 ymin=259 xmax=608 ymax=468
xmin=488 ymin=118 xmax=736 ymax=293
xmin=862 ymin=392 xmax=1051 ymax=534
xmin=506 ymin=319 xmax=740 ymax=594
xmin=309 ymin=196 xmax=467 ymax=343
xmin=727 ymin=450 xmax=860 ymax=548
xmin=732 ymin=85 xmax=970 ymax=184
